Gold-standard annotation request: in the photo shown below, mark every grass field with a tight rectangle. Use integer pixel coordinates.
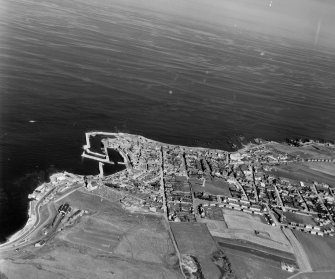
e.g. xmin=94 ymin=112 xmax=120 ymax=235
xmin=268 ymin=143 xmax=335 ymax=161
xmin=270 ymin=163 xmax=335 ymax=186
xmin=214 ymin=237 xmax=296 ymax=262
xmin=2 ymin=190 xmax=182 ymax=279
xmin=222 ymin=246 xmax=295 ymax=279
xmin=199 ymin=219 xmax=228 ymax=234
xmin=170 ymin=222 xmax=218 ymax=256
xmin=304 ymin=162 xmax=335 ymax=177
xmin=38 ymin=204 xmax=54 ymax=225
xmin=189 ymin=177 xmax=232 ymax=196
xmin=293 ymin=230 xmax=335 ymax=271
xmin=2 ymin=243 xmax=182 ymax=279
xmin=283 ymin=212 xmax=316 ymax=226
xmin=60 ymin=190 xmax=121 ymax=211
xmin=292 ymin=271 xmax=335 ymax=279
xmin=62 ymin=191 xmax=177 ymax=265
xmin=220 ymin=209 xmax=293 ymax=253
xmin=204 ymin=178 xmax=232 ymax=196
xmin=170 ymin=222 xmax=228 ymax=279
xmin=222 ymin=208 xmax=266 ymax=225
xmin=64 ymin=216 xmax=122 ymax=253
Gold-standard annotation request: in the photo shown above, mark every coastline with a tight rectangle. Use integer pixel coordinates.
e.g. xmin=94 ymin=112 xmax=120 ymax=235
xmin=2 ymin=132 xmax=335 ymax=279
xmin=2 ymin=132 xmax=230 ymax=246
xmin=0 ymin=172 xmax=84 ymax=247
xmin=2 ymin=133 xmax=334 ymax=247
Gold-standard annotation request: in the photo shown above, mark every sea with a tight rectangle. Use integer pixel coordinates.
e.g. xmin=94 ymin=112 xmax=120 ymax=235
xmin=1 ymin=0 xmax=335 ymax=243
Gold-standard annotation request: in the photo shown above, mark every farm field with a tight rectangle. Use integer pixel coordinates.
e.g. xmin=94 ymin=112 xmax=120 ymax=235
xmin=222 ymin=245 xmax=296 ymax=279
xmin=292 ymin=271 xmax=335 ymax=279
xmin=63 ymin=217 xmax=122 ymax=253
xmin=170 ymin=222 xmax=217 ymax=256
xmin=293 ymin=230 xmax=335 ymax=271
xmin=214 ymin=237 xmax=296 ymax=263
xmin=304 ymin=162 xmax=335 ymax=177
xmin=170 ymin=222 xmax=227 ymax=279
xmin=204 ymin=209 xmax=294 ymax=253
xmin=270 ymin=163 xmax=335 ymax=186
xmin=268 ymin=143 xmax=335 ymax=161
xmin=221 ymin=209 xmax=292 ymax=252
xmin=2 ymin=190 xmax=182 ymax=279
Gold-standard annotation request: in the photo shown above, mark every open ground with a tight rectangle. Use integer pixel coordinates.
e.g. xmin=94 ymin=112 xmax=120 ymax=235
xmin=170 ymin=222 xmax=229 ymax=279
xmin=1 ymin=190 xmax=182 ymax=279
xmin=189 ymin=177 xmax=232 ymax=196
xmin=207 ymin=208 xmax=294 ymax=253
xmin=270 ymin=163 xmax=335 ymax=186
xmin=283 ymin=212 xmax=316 ymax=226
xmin=222 ymin=245 xmax=296 ymax=279
xmin=293 ymin=230 xmax=335 ymax=271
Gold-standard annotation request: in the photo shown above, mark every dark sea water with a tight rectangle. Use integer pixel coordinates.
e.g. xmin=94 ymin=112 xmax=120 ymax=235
xmin=1 ymin=0 xmax=335 ymax=242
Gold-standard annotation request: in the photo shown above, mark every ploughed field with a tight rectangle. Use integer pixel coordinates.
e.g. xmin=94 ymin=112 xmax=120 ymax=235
xmin=270 ymin=163 xmax=335 ymax=187
xmin=215 ymin=237 xmax=296 ymax=264
xmin=170 ymin=222 xmax=235 ymax=279
xmin=267 ymin=143 xmax=335 ymax=186
xmin=204 ymin=208 xmax=294 ymax=254
xmin=292 ymin=271 xmax=335 ymax=279
xmin=221 ymin=245 xmax=294 ymax=279
xmin=293 ymin=230 xmax=335 ymax=272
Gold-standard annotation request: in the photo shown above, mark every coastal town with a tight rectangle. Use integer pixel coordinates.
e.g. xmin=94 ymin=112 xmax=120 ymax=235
xmin=81 ymin=132 xmax=335 ymax=238
xmin=80 ymin=132 xmax=335 ymax=277
xmin=2 ymin=132 xmax=335 ymax=279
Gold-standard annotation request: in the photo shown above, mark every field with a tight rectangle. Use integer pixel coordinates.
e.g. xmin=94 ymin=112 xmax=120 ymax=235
xmin=268 ymin=143 xmax=335 ymax=161
xmin=63 ymin=217 xmax=122 ymax=253
xmin=292 ymin=271 xmax=335 ymax=279
xmin=293 ymin=230 xmax=335 ymax=271
xmin=203 ymin=206 xmax=225 ymax=220
xmin=270 ymin=163 xmax=335 ymax=186
xmin=222 ymin=208 xmax=267 ymax=226
xmin=305 ymin=162 xmax=335 ymax=177
xmin=215 ymin=209 xmax=293 ymax=253
xmin=170 ymin=222 xmax=224 ymax=279
xmin=199 ymin=219 xmax=228 ymax=234
xmin=222 ymin=246 xmax=295 ymax=279
xmin=2 ymin=190 xmax=182 ymax=279
xmin=214 ymin=237 xmax=296 ymax=263
xmin=204 ymin=178 xmax=232 ymax=196
xmin=170 ymin=222 xmax=218 ymax=256
xmin=283 ymin=212 xmax=316 ymax=226
xmin=189 ymin=177 xmax=232 ymax=196
xmin=38 ymin=204 xmax=54 ymax=225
